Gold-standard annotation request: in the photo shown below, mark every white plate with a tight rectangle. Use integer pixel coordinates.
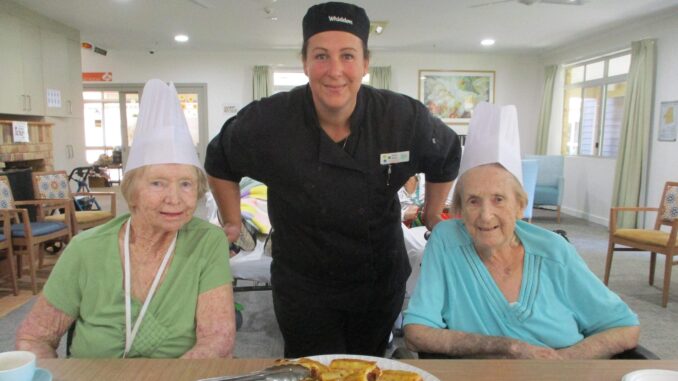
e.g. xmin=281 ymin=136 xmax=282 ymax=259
xmin=622 ymin=369 xmax=678 ymax=381
xmin=306 ymin=354 xmax=439 ymax=381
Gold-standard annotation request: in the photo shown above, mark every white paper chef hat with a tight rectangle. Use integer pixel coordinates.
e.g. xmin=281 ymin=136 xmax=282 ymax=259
xmin=457 ymin=102 xmax=523 ymax=185
xmin=124 ymin=79 xmax=204 ymax=174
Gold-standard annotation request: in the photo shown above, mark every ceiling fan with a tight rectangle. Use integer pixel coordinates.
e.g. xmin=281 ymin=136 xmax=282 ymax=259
xmin=470 ymin=0 xmax=583 ymax=8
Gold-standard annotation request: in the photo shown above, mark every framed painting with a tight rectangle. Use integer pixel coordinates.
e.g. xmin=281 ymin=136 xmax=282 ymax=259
xmin=418 ymin=70 xmax=495 ymax=125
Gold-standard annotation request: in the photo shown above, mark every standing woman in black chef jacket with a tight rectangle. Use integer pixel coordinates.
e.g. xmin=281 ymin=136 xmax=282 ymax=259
xmin=205 ymin=1 xmax=462 ymax=357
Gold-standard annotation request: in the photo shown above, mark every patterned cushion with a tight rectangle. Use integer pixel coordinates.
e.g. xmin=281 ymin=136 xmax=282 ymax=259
xmin=0 ymin=177 xmax=15 ymax=209
xmin=662 ymin=186 xmax=678 ymax=221
xmin=35 ymin=173 xmax=70 ymax=199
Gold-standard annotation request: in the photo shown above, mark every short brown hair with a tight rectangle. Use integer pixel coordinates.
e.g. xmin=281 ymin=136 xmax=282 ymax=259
xmin=121 ymin=165 xmax=208 ymax=210
xmin=452 ymin=163 xmax=527 ymax=216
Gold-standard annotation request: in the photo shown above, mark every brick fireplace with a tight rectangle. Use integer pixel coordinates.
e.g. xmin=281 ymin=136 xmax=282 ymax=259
xmin=0 ymin=120 xmax=53 ymax=171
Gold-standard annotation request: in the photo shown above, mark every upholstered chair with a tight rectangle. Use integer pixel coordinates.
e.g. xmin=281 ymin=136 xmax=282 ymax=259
xmin=604 ymin=181 xmax=678 ymax=307
xmin=32 ymin=170 xmax=116 ymax=235
xmin=523 ymin=155 xmax=564 ymax=223
xmin=0 ymin=175 xmax=72 ymax=294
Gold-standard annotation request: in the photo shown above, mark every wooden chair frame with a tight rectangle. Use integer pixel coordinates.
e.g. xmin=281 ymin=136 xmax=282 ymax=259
xmin=604 ymin=181 xmax=678 ymax=307
xmin=0 ymin=210 xmax=18 ymax=295
xmin=5 ymin=199 xmax=73 ymax=294
xmin=32 ymin=170 xmax=116 ymax=235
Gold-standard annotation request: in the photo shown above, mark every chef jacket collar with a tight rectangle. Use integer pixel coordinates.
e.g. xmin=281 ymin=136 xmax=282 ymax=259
xmin=305 ymin=85 xmax=368 ymax=173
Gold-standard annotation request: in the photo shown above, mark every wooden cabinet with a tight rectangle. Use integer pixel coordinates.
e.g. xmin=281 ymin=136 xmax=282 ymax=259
xmin=66 ymin=38 xmax=83 ymax=118
xmin=40 ymin=31 xmax=83 ymax=118
xmin=41 ymin=29 xmax=69 ymax=117
xmin=0 ymin=13 xmax=45 ymax=116
xmin=0 ymin=2 xmax=81 ymax=118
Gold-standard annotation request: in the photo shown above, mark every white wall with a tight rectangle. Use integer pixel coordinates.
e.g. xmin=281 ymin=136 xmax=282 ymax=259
xmin=540 ymin=10 xmax=678 ymax=227
xmin=79 ymin=49 xmax=543 ymax=164
xmin=371 ymin=52 xmax=543 ymax=153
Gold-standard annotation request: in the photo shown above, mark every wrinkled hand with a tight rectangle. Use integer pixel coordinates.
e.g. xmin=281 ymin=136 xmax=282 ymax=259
xmin=509 ymin=341 xmax=562 ymax=359
xmin=404 ymin=205 xmax=419 ymax=221
xmin=223 ymin=222 xmax=241 ymax=244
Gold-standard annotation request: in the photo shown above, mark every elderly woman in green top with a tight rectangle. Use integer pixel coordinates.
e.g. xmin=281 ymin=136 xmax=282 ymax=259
xmin=15 ymin=79 xmax=235 ymax=359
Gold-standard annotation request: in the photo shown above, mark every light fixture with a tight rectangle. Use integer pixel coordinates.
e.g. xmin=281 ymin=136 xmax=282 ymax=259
xmin=174 ymin=34 xmax=189 ymax=43
xmin=481 ymin=38 xmax=495 ymax=47
xmin=370 ymin=21 xmax=388 ymax=35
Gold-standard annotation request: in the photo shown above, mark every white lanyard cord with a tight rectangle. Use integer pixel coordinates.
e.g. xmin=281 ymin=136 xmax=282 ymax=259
xmin=123 ymin=218 xmax=177 ymax=357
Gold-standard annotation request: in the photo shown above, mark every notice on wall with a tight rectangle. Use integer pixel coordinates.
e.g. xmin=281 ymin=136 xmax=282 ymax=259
xmin=659 ymin=101 xmax=677 ymax=142
xmin=12 ymin=121 xmax=29 ymax=143
xmin=46 ymin=88 xmax=62 ymax=108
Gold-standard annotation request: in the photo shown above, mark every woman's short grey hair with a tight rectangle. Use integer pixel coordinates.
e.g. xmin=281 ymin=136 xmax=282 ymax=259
xmin=121 ymin=165 xmax=208 ymax=208
xmin=451 ymin=163 xmax=527 ymax=216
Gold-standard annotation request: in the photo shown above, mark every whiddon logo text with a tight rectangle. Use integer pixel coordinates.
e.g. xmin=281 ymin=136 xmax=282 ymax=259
xmin=328 ymin=15 xmax=353 ymax=25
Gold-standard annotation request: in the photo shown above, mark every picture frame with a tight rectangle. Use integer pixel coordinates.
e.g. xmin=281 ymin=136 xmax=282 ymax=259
xmin=658 ymin=100 xmax=678 ymax=142
xmin=418 ymin=70 xmax=495 ymax=125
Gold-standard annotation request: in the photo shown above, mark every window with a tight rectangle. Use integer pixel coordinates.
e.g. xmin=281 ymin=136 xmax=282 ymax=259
xmin=272 ymin=69 xmax=370 ymax=94
xmin=562 ymin=52 xmax=631 ymax=157
xmin=83 ymin=84 xmax=206 ymax=179
xmin=82 ymin=91 xmax=125 ymax=164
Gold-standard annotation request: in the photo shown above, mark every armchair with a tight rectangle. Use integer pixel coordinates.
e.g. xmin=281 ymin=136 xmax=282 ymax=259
xmin=523 ymin=155 xmax=564 ymax=223
xmin=0 ymin=175 xmax=72 ymax=294
xmin=521 ymin=159 xmax=538 ymax=222
xmin=32 ymin=170 xmax=116 ymax=235
xmin=604 ymin=181 xmax=678 ymax=307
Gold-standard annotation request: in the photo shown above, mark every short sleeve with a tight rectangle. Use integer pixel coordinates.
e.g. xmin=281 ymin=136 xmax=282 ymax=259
xmin=415 ymin=107 xmax=462 ymax=183
xmin=197 ymin=228 xmax=233 ymax=294
xmin=561 ymin=246 xmax=639 ymax=336
xmin=42 ymin=242 xmax=84 ymax=318
xmin=403 ymin=226 xmax=450 ymax=328
xmin=204 ymin=115 xmax=246 ymax=182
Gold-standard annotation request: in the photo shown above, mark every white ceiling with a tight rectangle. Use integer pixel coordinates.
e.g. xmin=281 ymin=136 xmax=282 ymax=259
xmin=12 ymin=0 xmax=678 ymax=54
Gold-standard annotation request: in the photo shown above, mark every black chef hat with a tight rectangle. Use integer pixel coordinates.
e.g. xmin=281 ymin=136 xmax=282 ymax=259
xmin=302 ymin=2 xmax=370 ymax=45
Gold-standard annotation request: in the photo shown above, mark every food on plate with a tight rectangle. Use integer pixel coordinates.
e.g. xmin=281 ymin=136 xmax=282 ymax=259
xmin=275 ymin=358 xmax=422 ymax=381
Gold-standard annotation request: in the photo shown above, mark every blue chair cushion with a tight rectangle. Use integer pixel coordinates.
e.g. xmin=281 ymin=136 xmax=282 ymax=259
xmin=11 ymin=222 xmax=68 ymax=237
xmin=534 ymin=186 xmax=560 ymax=205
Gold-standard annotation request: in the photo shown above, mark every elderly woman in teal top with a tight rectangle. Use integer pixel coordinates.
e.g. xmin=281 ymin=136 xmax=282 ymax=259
xmin=403 ymin=163 xmax=640 ymax=359
xmin=15 ymin=79 xmax=235 ymax=359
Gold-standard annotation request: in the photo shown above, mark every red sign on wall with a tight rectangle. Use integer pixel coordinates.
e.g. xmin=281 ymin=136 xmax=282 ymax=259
xmin=82 ymin=72 xmax=113 ymax=82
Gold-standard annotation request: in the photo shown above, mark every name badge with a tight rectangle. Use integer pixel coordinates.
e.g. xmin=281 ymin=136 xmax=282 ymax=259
xmin=380 ymin=151 xmax=410 ymax=165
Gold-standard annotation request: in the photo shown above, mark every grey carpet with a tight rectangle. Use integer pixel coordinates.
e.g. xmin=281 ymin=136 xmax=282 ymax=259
xmin=1 ymin=208 xmax=676 ymax=359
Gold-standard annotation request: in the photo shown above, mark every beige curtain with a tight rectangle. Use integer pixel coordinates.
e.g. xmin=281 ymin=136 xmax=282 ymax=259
xmin=611 ymin=39 xmax=656 ymax=228
xmin=252 ymin=65 xmax=271 ymax=100
xmin=535 ymin=65 xmax=558 ymax=154
xmin=368 ymin=66 xmax=391 ymax=90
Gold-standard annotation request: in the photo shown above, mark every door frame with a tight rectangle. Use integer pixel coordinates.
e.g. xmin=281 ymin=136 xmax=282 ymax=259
xmin=82 ymin=82 xmax=209 ymax=162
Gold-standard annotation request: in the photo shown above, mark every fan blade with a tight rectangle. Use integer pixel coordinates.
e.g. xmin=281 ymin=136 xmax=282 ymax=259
xmin=469 ymin=0 xmax=514 ymax=8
